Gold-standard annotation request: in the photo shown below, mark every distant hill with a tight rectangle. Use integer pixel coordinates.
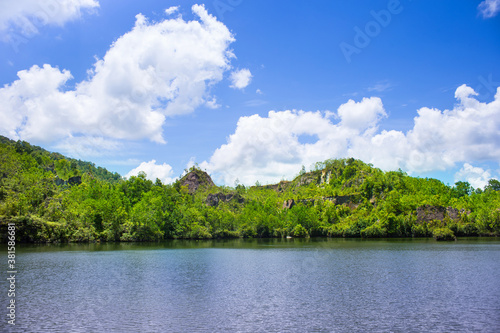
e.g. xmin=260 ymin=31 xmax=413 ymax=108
xmin=0 ymin=135 xmax=122 ymax=183
xmin=1 ymin=136 xmax=499 ymax=243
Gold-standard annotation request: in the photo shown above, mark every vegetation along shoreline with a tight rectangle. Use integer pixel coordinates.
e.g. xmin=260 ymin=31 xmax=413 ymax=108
xmin=1 ymin=135 xmax=499 ymax=243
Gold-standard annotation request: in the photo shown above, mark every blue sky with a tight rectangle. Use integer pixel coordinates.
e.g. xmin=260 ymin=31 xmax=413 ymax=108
xmin=0 ymin=0 xmax=499 ymax=188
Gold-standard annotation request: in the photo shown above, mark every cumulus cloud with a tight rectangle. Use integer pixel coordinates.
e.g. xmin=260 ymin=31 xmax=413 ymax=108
xmin=478 ymin=0 xmax=500 ymax=18
xmin=0 ymin=5 xmax=237 ymax=156
xmin=337 ymin=97 xmax=386 ymax=131
xmin=164 ymin=6 xmax=179 ymax=15
xmin=229 ymin=68 xmax=252 ymax=89
xmin=202 ymin=85 xmax=500 ymax=186
xmin=455 ymin=163 xmax=493 ymax=189
xmin=125 ymin=160 xmax=176 ymax=184
xmin=0 ymin=0 xmax=98 ymax=38
xmin=201 ymin=97 xmax=386 ymax=185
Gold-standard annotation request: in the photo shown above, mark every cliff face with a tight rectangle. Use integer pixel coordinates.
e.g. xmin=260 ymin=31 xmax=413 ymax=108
xmin=416 ymin=205 xmax=470 ymax=223
xmin=179 ymin=169 xmax=215 ymax=193
xmin=206 ymin=192 xmax=244 ymax=207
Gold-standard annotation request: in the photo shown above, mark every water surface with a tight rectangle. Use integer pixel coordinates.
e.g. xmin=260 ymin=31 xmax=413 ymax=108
xmin=2 ymin=238 xmax=500 ymax=332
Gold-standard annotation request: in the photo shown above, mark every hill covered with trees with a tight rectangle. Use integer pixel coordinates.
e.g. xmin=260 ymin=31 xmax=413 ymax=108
xmin=1 ymin=135 xmax=499 ymax=242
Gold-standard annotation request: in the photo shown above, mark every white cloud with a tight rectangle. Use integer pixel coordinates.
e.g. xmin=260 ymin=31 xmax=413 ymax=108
xmin=256 ymin=89 xmax=263 ymax=95
xmin=229 ymin=68 xmax=252 ymax=89
xmin=478 ymin=0 xmax=500 ymax=18
xmin=125 ymin=160 xmax=176 ymax=184
xmin=201 ymin=98 xmax=382 ymax=185
xmin=186 ymin=157 xmax=196 ymax=170
xmin=243 ymin=99 xmax=268 ymax=107
xmin=0 ymin=5 xmax=237 ymax=156
xmin=0 ymin=0 xmax=99 ymax=38
xmin=54 ymin=136 xmax=122 ymax=159
xmin=165 ymin=6 xmax=179 ymax=15
xmin=106 ymin=158 xmax=141 ymax=166
xmin=367 ymin=81 xmax=392 ymax=92
xmin=202 ymin=85 xmax=500 ymax=186
xmin=337 ymin=97 xmax=386 ymax=131
xmin=455 ymin=163 xmax=493 ymax=189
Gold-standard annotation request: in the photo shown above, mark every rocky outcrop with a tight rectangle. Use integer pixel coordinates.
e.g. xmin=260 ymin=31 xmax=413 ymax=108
xmin=180 ymin=169 xmax=215 ymax=194
xmin=446 ymin=207 xmax=461 ymax=221
xmin=55 ymin=176 xmax=82 ymax=186
xmin=68 ymin=176 xmax=82 ymax=186
xmin=282 ymin=195 xmax=361 ymax=210
xmin=417 ymin=205 xmax=445 ymax=222
xmin=325 ymin=195 xmax=359 ymax=206
xmin=206 ymin=192 xmax=244 ymax=207
xmin=264 ymin=181 xmax=291 ymax=192
xmin=283 ymin=199 xmax=295 ymax=209
xmin=320 ymin=170 xmax=331 ymax=184
xmin=416 ymin=205 xmax=470 ymax=223
xmin=296 ymin=173 xmax=319 ymax=186
xmin=298 ymin=198 xmax=315 ymax=206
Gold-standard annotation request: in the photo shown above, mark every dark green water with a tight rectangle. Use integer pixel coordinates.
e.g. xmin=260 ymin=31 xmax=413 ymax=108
xmin=2 ymin=238 xmax=500 ymax=332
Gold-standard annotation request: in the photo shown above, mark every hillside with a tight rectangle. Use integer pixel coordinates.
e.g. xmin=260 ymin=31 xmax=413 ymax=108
xmin=1 ymin=137 xmax=499 ymax=243
xmin=0 ymin=136 xmax=122 ymax=183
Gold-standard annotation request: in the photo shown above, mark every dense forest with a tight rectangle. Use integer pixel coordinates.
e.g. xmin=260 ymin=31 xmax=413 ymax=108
xmin=1 ymin=135 xmax=499 ymax=243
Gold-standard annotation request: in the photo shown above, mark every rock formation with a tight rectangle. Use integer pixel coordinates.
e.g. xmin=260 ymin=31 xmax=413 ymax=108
xmin=282 ymin=199 xmax=295 ymax=209
xmin=206 ymin=192 xmax=244 ymax=207
xmin=179 ymin=169 xmax=215 ymax=194
xmin=282 ymin=195 xmax=361 ymax=210
xmin=55 ymin=176 xmax=82 ymax=186
xmin=416 ymin=205 xmax=469 ymax=223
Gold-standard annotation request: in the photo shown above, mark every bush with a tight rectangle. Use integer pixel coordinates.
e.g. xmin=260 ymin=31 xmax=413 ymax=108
xmin=323 ymin=225 xmax=344 ymax=237
xmin=342 ymin=223 xmax=361 ymax=238
xmin=460 ymin=223 xmax=479 ymax=236
xmin=273 ymin=228 xmax=288 ymax=238
xmin=292 ymin=224 xmax=309 ymax=238
xmin=212 ymin=229 xmax=240 ymax=239
xmin=432 ymin=227 xmax=456 ymax=241
xmin=238 ymin=225 xmax=256 ymax=238
xmin=360 ymin=222 xmax=387 ymax=238
xmin=3 ymin=215 xmax=70 ymax=243
xmin=186 ymin=224 xmax=212 ymax=239
xmin=411 ymin=223 xmax=430 ymax=238
xmin=71 ymin=227 xmax=97 ymax=242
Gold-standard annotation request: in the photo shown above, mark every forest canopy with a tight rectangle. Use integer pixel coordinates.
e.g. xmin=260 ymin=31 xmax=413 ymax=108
xmin=1 ymin=135 xmax=499 ymax=243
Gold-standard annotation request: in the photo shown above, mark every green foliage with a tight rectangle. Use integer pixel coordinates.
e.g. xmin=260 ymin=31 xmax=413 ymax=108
xmin=292 ymin=224 xmax=309 ymax=238
xmin=432 ymin=227 xmax=456 ymax=241
xmin=452 ymin=181 xmax=473 ymax=198
xmin=360 ymin=220 xmax=387 ymax=238
xmin=486 ymin=179 xmax=500 ymax=192
xmin=411 ymin=223 xmax=431 ymax=238
xmin=1 ymin=135 xmax=500 ymax=243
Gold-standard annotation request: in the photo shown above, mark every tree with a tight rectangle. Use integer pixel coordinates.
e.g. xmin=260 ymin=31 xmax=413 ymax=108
xmin=453 ymin=181 xmax=472 ymax=198
xmin=486 ymin=179 xmax=500 ymax=192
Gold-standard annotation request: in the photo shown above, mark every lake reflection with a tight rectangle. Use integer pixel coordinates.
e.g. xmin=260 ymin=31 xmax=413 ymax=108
xmin=2 ymin=238 xmax=500 ymax=332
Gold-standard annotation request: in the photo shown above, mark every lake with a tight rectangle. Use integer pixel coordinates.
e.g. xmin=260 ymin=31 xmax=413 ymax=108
xmin=2 ymin=238 xmax=500 ymax=332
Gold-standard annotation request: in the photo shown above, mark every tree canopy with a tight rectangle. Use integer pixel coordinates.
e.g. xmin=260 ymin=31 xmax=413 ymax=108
xmin=1 ymin=135 xmax=499 ymax=243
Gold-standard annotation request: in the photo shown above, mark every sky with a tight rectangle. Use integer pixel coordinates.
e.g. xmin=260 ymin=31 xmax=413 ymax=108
xmin=0 ymin=0 xmax=499 ymax=189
